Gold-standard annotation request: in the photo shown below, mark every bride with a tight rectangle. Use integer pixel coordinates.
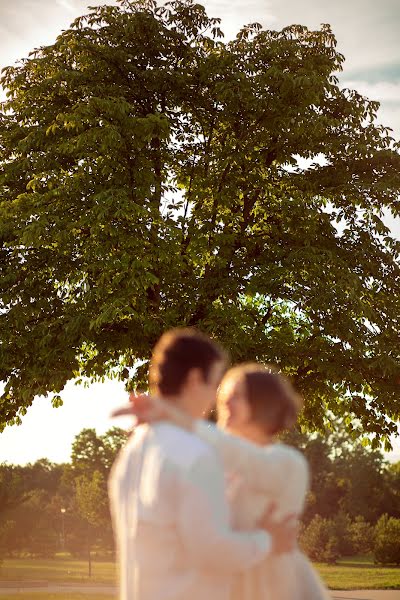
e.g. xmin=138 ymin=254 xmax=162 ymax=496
xmin=114 ymin=362 xmax=331 ymax=600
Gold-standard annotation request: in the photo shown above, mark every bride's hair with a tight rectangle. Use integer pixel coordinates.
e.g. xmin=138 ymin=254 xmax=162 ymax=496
xmin=218 ymin=363 xmax=302 ymax=434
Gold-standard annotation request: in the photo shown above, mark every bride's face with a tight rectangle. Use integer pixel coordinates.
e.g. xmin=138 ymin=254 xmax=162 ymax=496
xmin=217 ymin=377 xmax=252 ymax=433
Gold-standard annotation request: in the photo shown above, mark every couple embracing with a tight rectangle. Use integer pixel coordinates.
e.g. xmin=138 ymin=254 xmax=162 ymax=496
xmin=109 ymin=328 xmax=331 ymax=600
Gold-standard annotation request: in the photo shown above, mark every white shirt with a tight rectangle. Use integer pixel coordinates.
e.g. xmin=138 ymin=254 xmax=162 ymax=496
xmin=109 ymin=423 xmax=271 ymax=600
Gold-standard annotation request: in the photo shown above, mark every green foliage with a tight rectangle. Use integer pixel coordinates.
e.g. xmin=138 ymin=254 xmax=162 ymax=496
xmin=300 ymin=514 xmax=340 ymax=564
xmin=0 ymin=460 xmax=68 ymax=558
xmin=0 ymin=489 xmax=59 ymax=558
xmin=0 ymin=519 xmax=16 ymax=558
xmin=74 ymin=470 xmax=111 ymax=574
xmin=75 ymin=471 xmax=109 ymax=529
xmin=71 ymin=427 xmax=127 ymax=478
xmin=349 ymin=515 xmax=374 ymax=555
xmin=385 ymin=461 xmax=400 ymax=518
xmin=334 ymin=445 xmax=388 ymax=522
xmin=333 ymin=511 xmax=354 ymax=557
xmin=0 ymin=464 xmax=28 ymax=513
xmin=1 ymin=1 xmax=400 ymax=443
xmin=374 ymin=515 xmax=400 ymax=565
xmin=0 ymin=429 xmax=125 ymax=558
xmin=283 ymin=424 xmax=397 ymax=523
xmin=70 ymin=428 xmax=126 ymax=556
xmin=291 ymin=426 xmax=400 ymax=564
xmin=0 ymin=425 xmax=399 ymax=565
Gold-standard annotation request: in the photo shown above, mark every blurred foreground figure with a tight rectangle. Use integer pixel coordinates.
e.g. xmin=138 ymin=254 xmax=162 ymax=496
xmin=109 ymin=329 xmax=296 ymax=600
xmin=114 ymin=361 xmax=331 ymax=600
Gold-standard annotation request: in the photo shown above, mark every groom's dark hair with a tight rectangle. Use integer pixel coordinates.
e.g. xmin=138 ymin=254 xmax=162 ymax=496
xmin=149 ymin=328 xmax=227 ymax=396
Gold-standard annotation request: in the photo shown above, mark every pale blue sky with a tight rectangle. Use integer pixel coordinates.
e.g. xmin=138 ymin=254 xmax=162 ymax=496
xmin=0 ymin=0 xmax=399 ymax=465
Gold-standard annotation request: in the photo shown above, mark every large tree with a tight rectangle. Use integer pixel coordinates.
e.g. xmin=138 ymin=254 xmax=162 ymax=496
xmin=1 ymin=0 xmax=399 ymax=443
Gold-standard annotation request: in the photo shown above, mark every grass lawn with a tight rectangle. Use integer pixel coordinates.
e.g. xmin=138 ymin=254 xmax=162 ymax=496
xmin=1 ymin=555 xmax=399 ymax=591
xmin=0 ymin=596 xmax=114 ymax=600
xmin=0 ymin=557 xmax=115 ymax=584
xmin=315 ymin=555 xmax=400 ymax=590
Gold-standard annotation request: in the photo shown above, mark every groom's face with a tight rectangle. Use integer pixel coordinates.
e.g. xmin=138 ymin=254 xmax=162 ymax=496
xmin=182 ymin=360 xmax=226 ymax=418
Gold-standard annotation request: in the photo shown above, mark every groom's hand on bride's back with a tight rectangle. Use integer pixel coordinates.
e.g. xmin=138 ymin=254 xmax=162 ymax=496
xmin=259 ymin=503 xmax=298 ymax=555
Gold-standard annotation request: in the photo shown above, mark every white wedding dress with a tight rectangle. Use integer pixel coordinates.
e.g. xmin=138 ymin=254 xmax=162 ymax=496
xmin=195 ymin=422 xmax=332 ymax=600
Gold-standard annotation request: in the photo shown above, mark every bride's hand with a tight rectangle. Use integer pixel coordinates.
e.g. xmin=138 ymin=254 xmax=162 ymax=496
xmin=259 ymin=503 xmax=298 ymax=555
xmin=111 ymin=393 xmax=167 ymax=424
xmin=112 ymin=393 xmax=194 ymax=431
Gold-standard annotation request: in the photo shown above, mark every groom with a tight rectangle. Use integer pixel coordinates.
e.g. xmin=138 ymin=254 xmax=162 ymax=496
xmin=109 ymin=328 xmax=296 ymax=600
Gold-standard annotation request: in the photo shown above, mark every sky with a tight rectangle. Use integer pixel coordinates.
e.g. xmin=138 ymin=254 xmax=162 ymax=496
xmin=0 ymin=0 xmax=399 ymax=465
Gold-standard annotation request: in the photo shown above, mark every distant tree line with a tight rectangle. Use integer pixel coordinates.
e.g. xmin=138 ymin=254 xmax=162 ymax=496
xmin=0 ymin=424 xmax=399 ymax=565
xmin=0 ymin=427 xmax=127 ymax=565
xmin=282 ymin=426 xmax=400 ymax=564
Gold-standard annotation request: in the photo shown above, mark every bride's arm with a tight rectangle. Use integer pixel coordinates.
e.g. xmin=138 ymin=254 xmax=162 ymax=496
xmin=195 ymin=421 xmax=308 ymax=511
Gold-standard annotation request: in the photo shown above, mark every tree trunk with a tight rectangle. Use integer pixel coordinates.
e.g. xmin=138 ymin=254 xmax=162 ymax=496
xmin=87 ymin=525 xmax=92 ymax=578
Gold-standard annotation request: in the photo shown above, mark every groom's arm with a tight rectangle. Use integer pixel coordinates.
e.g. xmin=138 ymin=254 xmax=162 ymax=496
xmin=177 ymin=449 xmax=272 ymax=573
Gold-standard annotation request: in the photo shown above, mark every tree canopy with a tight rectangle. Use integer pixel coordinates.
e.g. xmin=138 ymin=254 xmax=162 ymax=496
xmin=1 ymin=0 xmax=399 ymax=444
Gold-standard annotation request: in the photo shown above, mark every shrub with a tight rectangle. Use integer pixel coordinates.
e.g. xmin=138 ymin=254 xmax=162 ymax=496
xmin=350 ymin=515 xmax=374 ymax=555
xmin=333 ymin=511 xmax=354 ymax=556
xmin=374 ymin=515 xmax=400 ymax=565
xmin=300 ymin=514 xmax=340 ymax=564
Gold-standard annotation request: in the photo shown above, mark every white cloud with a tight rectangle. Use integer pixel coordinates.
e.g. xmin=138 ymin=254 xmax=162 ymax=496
xmin=0 ymin=0 xmax=117 ymax=71
xmin=55 ymin=0 xmax=76 ymax=11
xmin=204 ymin=0 xmax=400 ymax=79
xmin=340 ymin=80 xmax=400 ymax=137
xmin=1 ymin=0 xmax=399 ymax=78
xmin=256 ymin=0 xmax=400 ymax=78
xmin=342 ymin=80 xmax=400 ymax=104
